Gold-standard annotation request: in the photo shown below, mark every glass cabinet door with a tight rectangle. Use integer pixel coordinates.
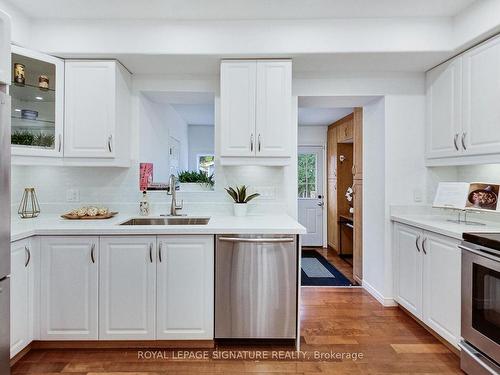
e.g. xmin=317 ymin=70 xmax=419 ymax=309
xmin=11 ymin=46 xmax=63 ymax=157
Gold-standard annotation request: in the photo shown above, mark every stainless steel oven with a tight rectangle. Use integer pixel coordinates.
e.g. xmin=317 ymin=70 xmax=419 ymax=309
xmin=459 ymin=235 xmax=500 ymax=375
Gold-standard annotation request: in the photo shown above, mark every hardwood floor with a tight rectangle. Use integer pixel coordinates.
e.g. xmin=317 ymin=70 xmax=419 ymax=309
xmin=304 ymin=246 xmax=356 ymax=285
xmin=11 ymin=289 xmax=462 ymax=374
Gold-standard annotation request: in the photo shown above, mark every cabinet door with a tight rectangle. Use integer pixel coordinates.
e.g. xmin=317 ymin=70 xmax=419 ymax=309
xmin=40 ymin=237 xmax=98 ymax=340
xmin=11 ymin=46 xmax=64 ymax=157
xmin=462 ymin=36 xmax=500 ymax=156
xmin=422 ymin=232 xmax=461 ymax=347
xmin=255 ymin=60 xmax=292 ymax=157
xmin=220 ymin=61 xmax=256 ymax=157
xmin=425 ymin=57 xmax=462 ymax=159
xmin=353 ymin=108 xmax=363 ymax=180
xmin=394 ymin=224 xmax=423 ymax=318
xmin=352 ymin=181 xmax=362 ymax=283
xmin=64 ymin=61 xmax=116 ymax=158
xmin=157 ymin=236 xmax=214 ymax=339
xmin=327 ymin=179 xmax=338 ymax=249
xmin=327 ymin=125 xmax=338 ymax=179
xmin=99 ymin=236 xmax=156 ymax=340
xmin=10 ymin=239 xmax=32 ymax=357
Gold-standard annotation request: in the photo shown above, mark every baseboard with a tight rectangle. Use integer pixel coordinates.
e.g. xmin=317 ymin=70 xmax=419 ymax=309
xmin=362 ymin=280 xmax=397 ymax=307
xmin=31 ymin=340 xmax=215 ymax=349
xmin=10 ymin=343 xmax=32 ymax=366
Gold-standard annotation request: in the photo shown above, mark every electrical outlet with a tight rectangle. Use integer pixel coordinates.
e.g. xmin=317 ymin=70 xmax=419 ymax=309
xmin=413 ymin=188 xmax=423 ymax=203
xmin=66 ymin=188 xmax=80 ymax=202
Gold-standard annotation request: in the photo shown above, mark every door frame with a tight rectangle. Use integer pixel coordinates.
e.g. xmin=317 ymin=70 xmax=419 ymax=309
xmin=297 ymin=143 xmax=328 ymax=248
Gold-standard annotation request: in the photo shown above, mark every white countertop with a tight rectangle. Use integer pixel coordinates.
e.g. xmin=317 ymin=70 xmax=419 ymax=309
xmin=11 ymin=213 xmax=306 ymax=242
xmin=391 ymin=213 xmax=500 ymax=240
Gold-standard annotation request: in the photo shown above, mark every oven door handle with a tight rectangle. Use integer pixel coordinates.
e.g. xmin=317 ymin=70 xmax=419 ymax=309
xmin=459 ymin=341 xmax=500 ymax=375
xmin=458 ymin=245 xmax=500 ymax=263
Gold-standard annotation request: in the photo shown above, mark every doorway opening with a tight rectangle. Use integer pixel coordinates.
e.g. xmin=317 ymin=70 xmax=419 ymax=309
xmin=297 ymin=97 xmax=367 ymax=287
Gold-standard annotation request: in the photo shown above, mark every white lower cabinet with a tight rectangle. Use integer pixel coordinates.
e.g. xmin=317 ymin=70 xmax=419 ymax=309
xmin=156 ymin=236 xmax=214 ymax=339
xmin=393 ymin=223 xmax=461 ymax=347
xmin=40 ymin=237 xmax=99 ymax=340
xmin=10 ymin=238 xmax=34 ymax=357
xmin=422 ymin=232 xmax=461 ymax=345
xmin=99 ymin=236 xmax=156 ymax=340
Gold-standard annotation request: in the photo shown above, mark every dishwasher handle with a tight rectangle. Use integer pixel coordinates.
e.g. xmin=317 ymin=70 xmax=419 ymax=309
xmin=218 ymin=236 xmax=295 ymax=243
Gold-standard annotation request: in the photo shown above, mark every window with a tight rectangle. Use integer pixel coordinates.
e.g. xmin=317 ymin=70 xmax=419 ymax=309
xmin=298 ymin=153 xmax=317 ymax=198
xmin=197 ymin=154 xmax=215 ymax=176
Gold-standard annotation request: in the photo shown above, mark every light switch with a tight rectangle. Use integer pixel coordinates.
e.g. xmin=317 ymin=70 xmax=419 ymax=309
xmin=413 ymin=188 xmax=423 ymax=203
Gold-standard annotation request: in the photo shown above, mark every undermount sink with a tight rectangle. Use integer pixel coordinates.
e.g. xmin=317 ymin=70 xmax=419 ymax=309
xmin=120 ymin=217 xmax=210 ymax=226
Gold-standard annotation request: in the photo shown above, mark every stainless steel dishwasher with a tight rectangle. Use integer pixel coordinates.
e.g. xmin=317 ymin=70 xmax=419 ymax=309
xmin=215 ymin=234 xmax=297 ymax=339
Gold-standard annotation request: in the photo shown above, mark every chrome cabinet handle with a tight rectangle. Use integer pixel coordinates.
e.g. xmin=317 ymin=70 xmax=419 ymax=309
xmin=250 ymin=134 xmax=254 ymax=152
xmin=421 ymin=238 xmax=427 ymax=255
xmin=90 ymin=244 xmax=96 ymax=264
xmin=461 ymin=132 xmax=467 ymax=151
xmin=158 ymin=242 xmax=162 ymax=263
xmin=218 ymin=237 xmax=294 ymax=243
xmin=108 ymin=135 xmax=113 ymax=152
xmin=24 ymin=245 xmax=31 ymax=267
xmin=415 ymin=235 xmax=421 ymax=252
xmin=453 ymin=133 xmax=459 ymax=151
xmin=258 ymin=134 xmax=261 ymax=152
xmin=58 ymin=134 xmax=62 ymax=153
xmin=149 ymin=243 xmax=153 ymax=263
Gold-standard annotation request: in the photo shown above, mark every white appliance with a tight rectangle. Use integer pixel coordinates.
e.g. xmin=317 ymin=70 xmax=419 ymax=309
xmin=0 ymin=8 xmax=11 ymax=375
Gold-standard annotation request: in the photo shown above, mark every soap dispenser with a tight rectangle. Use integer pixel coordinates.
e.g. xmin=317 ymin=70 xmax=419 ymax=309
xmin=140 ymin=190 xmax=150 ymax=216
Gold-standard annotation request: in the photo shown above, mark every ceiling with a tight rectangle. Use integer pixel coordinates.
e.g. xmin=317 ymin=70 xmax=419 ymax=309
xmin=142 ymin=91 xmax=215 ymax=126
xmin=8 ymin=0 xmax=475 ymax=19
xmin=298 ymin=107 xmax=353 ymax=126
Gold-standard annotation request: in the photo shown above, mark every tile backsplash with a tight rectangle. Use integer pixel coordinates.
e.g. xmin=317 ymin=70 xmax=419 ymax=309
xmin=11 ymin=163 xmax=287 ymax=216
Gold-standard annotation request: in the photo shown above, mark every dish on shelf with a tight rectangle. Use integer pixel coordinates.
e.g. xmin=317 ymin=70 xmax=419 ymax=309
xmin=468 ymin=187 xmax=498 ymax=210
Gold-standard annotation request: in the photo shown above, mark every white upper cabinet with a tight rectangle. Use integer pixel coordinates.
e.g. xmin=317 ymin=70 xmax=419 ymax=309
xmin=462 ymin=36 xmax=500 ymax=156
xmin=220 ymin=59 xmax=292 ymax=163
xmin=255 ymin=61 xmax=292 ymax=157
xmin=426 ymin=34 xmax=500 ymax=166
xmin=426 ymin=57 xmax=462 ymax=159
xmin=220 ymin=61 xmax=256 ymax=157
xmin=156 ymin=236 xmax=214 ymax=340
xmin=11 ymin=46 xmax=64 ymax=158
xmin=40 ymin=237 xmax=98 ymax=340
xmin=99 ymin=236 xmax=156 ymax=340
xmin=0 ymin=10 xmax=10 ymax=85
xmin=64 ymin=60 xmax=131 ymax=161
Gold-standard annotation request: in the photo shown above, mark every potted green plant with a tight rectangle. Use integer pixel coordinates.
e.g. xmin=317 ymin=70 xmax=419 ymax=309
xmin=177 ymin=170 xmax=214 ymax=191
xmin=225 ymin=185 xmax=259 ymax=217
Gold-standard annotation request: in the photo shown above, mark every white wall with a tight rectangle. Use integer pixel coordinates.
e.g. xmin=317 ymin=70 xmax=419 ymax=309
xmin=188 ymin=125 xmax=214 ymax=171
xmin=297 ymin=125 xmax=327 ymax=146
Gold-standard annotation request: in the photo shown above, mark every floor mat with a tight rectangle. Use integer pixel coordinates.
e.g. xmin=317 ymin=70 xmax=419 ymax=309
xmin=301 ymin=250 xmax=353 ymax=286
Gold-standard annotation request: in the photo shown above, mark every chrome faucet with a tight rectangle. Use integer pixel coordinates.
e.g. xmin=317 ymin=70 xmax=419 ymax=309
xmin=167 ymin=174 xmax=184 ymax=216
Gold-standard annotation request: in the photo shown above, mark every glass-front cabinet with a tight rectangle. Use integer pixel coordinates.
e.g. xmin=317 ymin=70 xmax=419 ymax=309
xmin=11 ymin=46 xmax=63 ymax=157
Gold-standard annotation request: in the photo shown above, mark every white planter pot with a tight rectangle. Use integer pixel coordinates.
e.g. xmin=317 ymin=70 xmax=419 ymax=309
xmin=233 ymin=203 xmax=248 ymax=217
xmin=179 ymin=183 xmax=212 ymax=192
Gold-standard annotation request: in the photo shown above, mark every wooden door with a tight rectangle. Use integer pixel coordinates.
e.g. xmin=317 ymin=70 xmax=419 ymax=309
xmin=422 ymin=232 xmax=461 ymax=347
xmin=394 ymin=224 xmax=423 ymax=318
xmin=336 ymin=114 xmax=353 ymax=143
xmin=64 ymin=61 xmax=116 ymax=158
xmin=462 ymin=36 xmax=500 ymax=156
xmin=255 ymin=60 xmax=292 ymax=157
xmin=327 ymin=179 xmax=338 ymax=249
xmin=327 ymin=125 xmax=338 ymax=178
xmin=352 ymin=180 xmax=363 ymax=283
xmin=156 ymin=236 xmax=214 ymax=339
xmin=99 ymin=236 xmax=156 ymax=340
xmin=220 ymin=60 xmax=257 ymax=157
xmin=40 ymin=237 xmax=98 ymax=340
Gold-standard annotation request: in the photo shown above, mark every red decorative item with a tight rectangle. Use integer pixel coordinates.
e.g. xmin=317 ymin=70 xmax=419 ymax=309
xmin=140 ymin=163 xmax=153 ymax=191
